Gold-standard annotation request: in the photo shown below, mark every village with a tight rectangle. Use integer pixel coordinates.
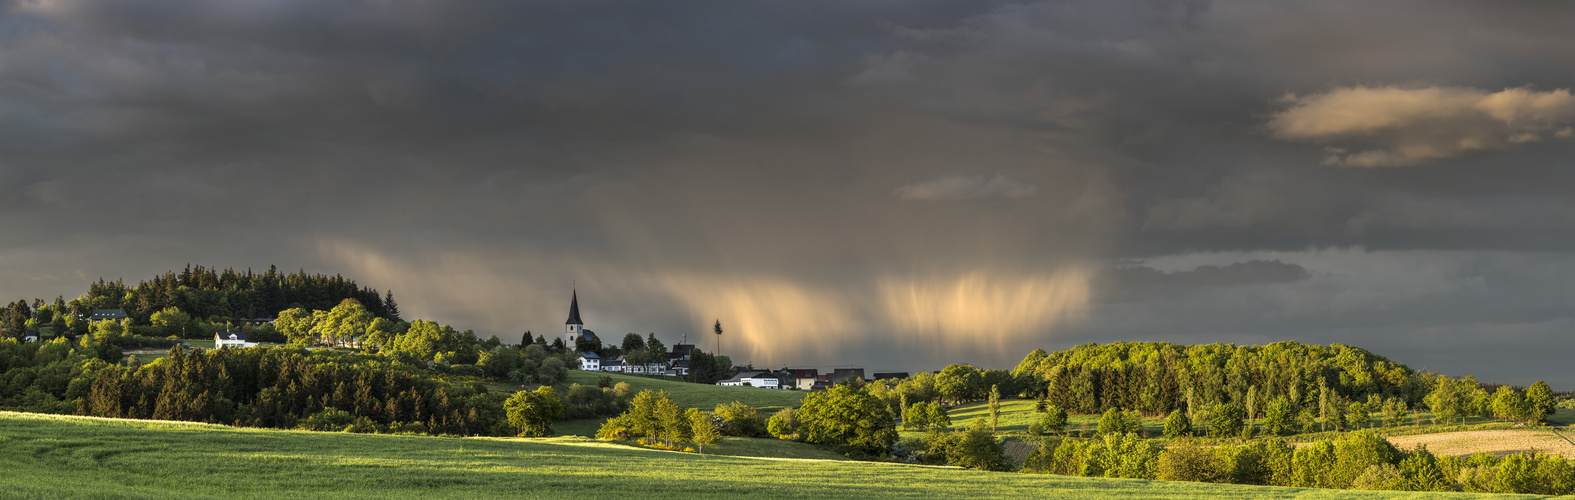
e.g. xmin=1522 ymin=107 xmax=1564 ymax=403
xmin=561 ymin=291 xmax=909 ymax=390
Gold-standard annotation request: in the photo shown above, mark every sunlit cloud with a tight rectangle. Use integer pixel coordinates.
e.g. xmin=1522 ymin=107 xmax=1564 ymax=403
xmin=896 ymin=175 xmax=1039 ymax=200
xmin=1269 ymin=85 xmax=1575 ymax=167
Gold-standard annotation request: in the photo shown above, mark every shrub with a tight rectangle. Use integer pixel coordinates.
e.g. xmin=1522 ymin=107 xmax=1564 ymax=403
xmin=767 ymin=407 xmax=797 ymax=436
xmin=298 ymin=407 xmax=356 ymax=432
xmin=1207 ymin=403 xmax=1244 ymax=438
xmin=1163 ymin=409 xmax=1190 ymax=439
xmin=1157 ymin=440 xmax=1225 ymax=483
xmin=1350 ymin=464 xmax=1406 ymax=491
xmin=924 ymin=419 xmax=1011 ymax=471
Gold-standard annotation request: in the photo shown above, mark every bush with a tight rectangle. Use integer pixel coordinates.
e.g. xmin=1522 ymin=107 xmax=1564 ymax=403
xmin=1207 ymin=403 xmax=1244 ymax=438
xmin=1157 ymin=440 xmax=1225 ymax=483
xmin=923 ymin=419 xmax=1012 ymax=471
xmin=1163 ymin=409 xmax=1190 ymax=438
xmin=1097 ymin=407 xmax=1140 ymax=436
xmin=767 ymin=408 xmax=797 ymax=436
xmin=298 ymin=407 xmax=356 ymax=432
xmin=1040 ymin=405 xmax=1068 ymax=435
xmin=714 ymin=402 xmax=766 ymax=437
xmin=1350 ymin=464 xmax=1407 ymax=491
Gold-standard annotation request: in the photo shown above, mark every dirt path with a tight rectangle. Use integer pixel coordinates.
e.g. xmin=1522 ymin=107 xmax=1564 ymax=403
xmin=1383 ymin=430 xmax=1575 ymax=459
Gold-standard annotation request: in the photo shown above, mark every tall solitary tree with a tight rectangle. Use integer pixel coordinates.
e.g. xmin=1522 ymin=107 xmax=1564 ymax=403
xmin=988 ymin=384 xmax=1002 ymax=432
xmin=713 ymin=320 xmax=723 ymax=356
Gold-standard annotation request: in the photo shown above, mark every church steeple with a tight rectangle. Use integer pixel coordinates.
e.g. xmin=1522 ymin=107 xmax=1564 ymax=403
xmin=566 ymin=289 xmax=584 ymax=335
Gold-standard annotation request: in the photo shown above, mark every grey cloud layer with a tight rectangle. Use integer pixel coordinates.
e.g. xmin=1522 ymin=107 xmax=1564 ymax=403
xmin=4 ymin=0 xmax=1575 ymax=384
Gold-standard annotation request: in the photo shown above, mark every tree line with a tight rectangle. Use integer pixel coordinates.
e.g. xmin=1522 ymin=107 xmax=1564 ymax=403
xmin=1012 ymin=341 xmax=1424 ymax=417
xmin=75 ymin=265 xmax=399 ymax=326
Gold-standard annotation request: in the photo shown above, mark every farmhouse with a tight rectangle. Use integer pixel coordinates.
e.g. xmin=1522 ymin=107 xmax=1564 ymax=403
xmin=89 ymin=309 xmax=127 ymax=321
xmin=215 ymin=331 xmax=256 ymax=348
xmin=717 ymin=371 xmax=784 ymax=389
xmin=577 ymin=352 xmax=601 ymax=371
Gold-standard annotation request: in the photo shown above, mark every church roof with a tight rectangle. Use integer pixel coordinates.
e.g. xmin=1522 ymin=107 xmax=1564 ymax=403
xmin=566 ymin=290 xmax=583 ymax=325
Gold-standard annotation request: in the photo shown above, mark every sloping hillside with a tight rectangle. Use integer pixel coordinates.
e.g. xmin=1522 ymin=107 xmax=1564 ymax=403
xmin=0 ymin=411 xmax=1510 ymax=500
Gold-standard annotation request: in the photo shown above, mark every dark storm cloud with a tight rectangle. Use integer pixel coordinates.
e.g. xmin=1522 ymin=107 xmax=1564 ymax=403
xmin=5 ymin=0 xmax=1575 ymax=385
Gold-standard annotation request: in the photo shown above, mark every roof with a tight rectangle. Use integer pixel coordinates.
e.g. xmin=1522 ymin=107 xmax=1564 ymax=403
xmin=602 ymin=359 xmax=624 ymax=366
xmin=872 ymin=372 xmax=910 ymax=380
xmin=89 ymin=309 xmax=127 ymax=320
xmin=830 ymin=368 xmax=865 ymax=382
xmin=579 ymin=351 xmax=600 ymax=359
xmin=579 ymin=329 xmax=598 ymax=341
xmin=670 ymin=344 xmax=696 ymax=356
xmin=565 ymin=290 xmax=583 ymax=325
xmin=216 ymin=331 xmax=248 ymax=341
xmin=788 ymin=368 xmax=818 ymax=379
xmin=719 ymin=371 xmax=766 ymax=384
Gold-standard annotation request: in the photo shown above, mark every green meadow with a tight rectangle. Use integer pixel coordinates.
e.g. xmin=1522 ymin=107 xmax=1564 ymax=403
xmin=548 ymin=371 xmax=807 ymax=437
xmin=0 ymin=411 xmax=1538 ymax=500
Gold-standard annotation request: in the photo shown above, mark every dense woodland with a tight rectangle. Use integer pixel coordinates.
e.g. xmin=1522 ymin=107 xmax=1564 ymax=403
xmin=1011 ymin=341 xmax=1425 ymax=415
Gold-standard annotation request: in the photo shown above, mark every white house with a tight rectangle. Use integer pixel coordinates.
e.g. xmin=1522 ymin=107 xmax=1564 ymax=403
xmin=215 ymin=331 xmax=257 ymax=348
xmin=600 ymin=357 xmax=625 ymax=373
xmin=577 ymin=351 xmax=601 ymax=371
xmin=716 ymin=371 xmax=782 ymax=389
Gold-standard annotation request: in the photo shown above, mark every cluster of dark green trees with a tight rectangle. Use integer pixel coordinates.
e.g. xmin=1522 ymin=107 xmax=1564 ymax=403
xmin=82 ymin=346 xmax=511 ymax=435
xmin=1020 ymin=431 xmax=1574 ymax=495
xmin=76 ymin=265 xmax=399 ymax=325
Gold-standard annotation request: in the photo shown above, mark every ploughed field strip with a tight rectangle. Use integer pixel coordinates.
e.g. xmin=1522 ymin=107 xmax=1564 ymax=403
xmin=1384 ymin=429 xmax=1575 ymax=459
xmin=0 ymin=411 xmax=1534 ymax=500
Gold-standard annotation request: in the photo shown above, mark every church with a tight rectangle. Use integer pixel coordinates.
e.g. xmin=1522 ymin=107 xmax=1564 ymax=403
xmin=565 ymin=289 xmax=598 ymax=346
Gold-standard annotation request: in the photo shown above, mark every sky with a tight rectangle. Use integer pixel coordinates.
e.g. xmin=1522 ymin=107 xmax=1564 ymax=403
xmin=4 ymin=1 xmax=1575 ymax=386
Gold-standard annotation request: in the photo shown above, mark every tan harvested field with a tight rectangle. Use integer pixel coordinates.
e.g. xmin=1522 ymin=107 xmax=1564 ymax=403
xmin=1384 ymin=429 xmax=1575 ymax=459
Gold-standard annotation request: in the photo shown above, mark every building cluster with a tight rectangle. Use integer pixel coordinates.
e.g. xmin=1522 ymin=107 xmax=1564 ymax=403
xmin=563 ymin=290 xmax=908 ymax=391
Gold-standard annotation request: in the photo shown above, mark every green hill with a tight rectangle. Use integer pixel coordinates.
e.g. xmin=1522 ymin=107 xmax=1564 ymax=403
xmin=0 ymin=411 xmax=1509 ymax=500
xmin=558 ymin=370 xmax=807 ymax=411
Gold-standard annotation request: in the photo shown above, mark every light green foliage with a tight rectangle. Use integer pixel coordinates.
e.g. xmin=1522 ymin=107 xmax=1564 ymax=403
xmin=1381 ymin=397 xmax=1408 ymax=427
xmin=1041 ymin=405 xmax=1068 ymax=435
xmin=1525 ymin=381 xmax=1555 ymax=422
xmin=988 ymin=384 xmax=1001 ymax=432
xmin=297 ymin=407 xmax=356 ymax=432
xmin=1157 ymin=439 xmax=1225 ymax=482
xmin=275 ymin=308 xmax=316 ymax=346
xmin=714 ymin=402 xmax=765 ymax=437
xmin=1489 ymin=385 xmax=1529 ymax=424
xmin=796 ymin=383 xmax=897 ymax=452
xmin=311 ymin=299 xmax=372 ymax=347
xmin=1096 ymin=407 xmax=1140 ymax=436
xmin=923 ymin=419 xmax=1011 ymax=471
xmin=1163 ymin=409 xmax=1190 ymax=438
xmin=689 ymin=410 xmax=720 ymax=453
xmin=388 ymin=320 xmax=466 ymax=363
xmin=1348 ymin=401 xmax=1370 ymax=429
xmin=505 ymin=386 xmax=564 ymax=437
xmin=936 ymin=364 xmax=982 ymax=403
xmin=1261 ymin=396 xmax=1293 ymax=435
xmin=1206 ymin=403 xmax=1243 ymax=437
xmin=1099 ymin=432 xmax=1159 ymax=479
xmin=1330 ymin=430 xmax=1402 ymax=489
xmin=149 ymin=307 xmax=195 ymax=338
xmin=766 ymin=407 xmax=796 ymax=436
xmin=1349 ymin=463 xmax=1406 ymax=491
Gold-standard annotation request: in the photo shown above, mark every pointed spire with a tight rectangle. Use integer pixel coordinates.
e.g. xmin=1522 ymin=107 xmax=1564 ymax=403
xmin=566 ymin=289 xmax=583 ymax=325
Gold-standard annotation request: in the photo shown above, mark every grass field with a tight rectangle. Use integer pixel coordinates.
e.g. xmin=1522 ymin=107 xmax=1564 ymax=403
xmin=0 ymin=411 xmax=1537 ymax=500
xmin=557 ymin=371 xmax=807 ymax=411
xmin=550 ymin=371 xmax=808 ymax=437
